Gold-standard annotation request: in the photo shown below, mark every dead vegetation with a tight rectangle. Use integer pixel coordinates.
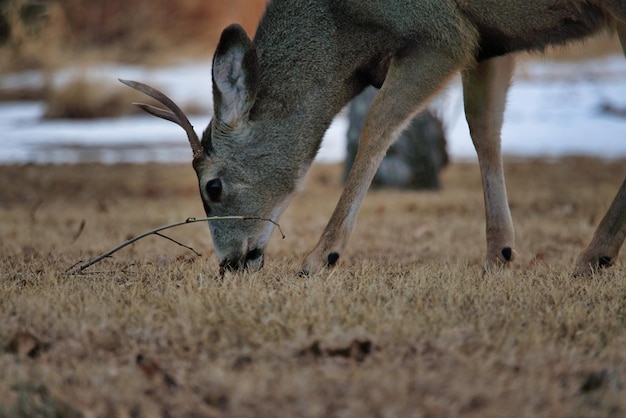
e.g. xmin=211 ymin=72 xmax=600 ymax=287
xmin=41 ymin=77 xmax=146 ymax=119
xmin=0 ymin=75 xmax=206 ymax=119
xmin=0 ymin=158 xmax=625 ymax=417
xmin=41 ymin=76 xmax=206 ymax=119
xmin=0 ymin=0 xmax=264 ymax=118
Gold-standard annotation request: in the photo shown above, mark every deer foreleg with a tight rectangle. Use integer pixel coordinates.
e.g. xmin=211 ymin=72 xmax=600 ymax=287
xmin=462 ymin=55 xmax=516 ymax=270
xmin=301 ymin=47 xmax=464 ymax=274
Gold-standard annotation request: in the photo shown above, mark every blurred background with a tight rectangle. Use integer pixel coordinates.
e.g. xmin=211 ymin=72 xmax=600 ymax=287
xmin=0 ymin=0 xmax=266 ymax=70
xmin=0 ymin=0 xmax=625 ymax=165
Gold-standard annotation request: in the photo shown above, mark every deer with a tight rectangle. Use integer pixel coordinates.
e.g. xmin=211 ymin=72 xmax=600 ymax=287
xmin=121 ymin=0 xmax=626 ymax=276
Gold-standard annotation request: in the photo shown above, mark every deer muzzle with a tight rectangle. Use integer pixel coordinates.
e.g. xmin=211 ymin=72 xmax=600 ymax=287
xmin=219 ymin=248 xmax=265 ymax=272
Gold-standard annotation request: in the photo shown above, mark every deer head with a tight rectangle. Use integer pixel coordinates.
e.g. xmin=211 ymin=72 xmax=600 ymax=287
xmin=121 ymin=25 xmax=297 ymax=272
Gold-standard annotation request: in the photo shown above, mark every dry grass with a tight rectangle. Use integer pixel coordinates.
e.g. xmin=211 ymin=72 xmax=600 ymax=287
xmin=0 ymin=0 xmax=267 ymax=117
xmin=1 ymin=159 xmax=625 ymax=417
xmin=0 ymin=75 xmax=205 ymax=119
xmin=40 ymin=77 xmax=205 ymax=119
xmin=41 ymin=77 xmax=145 ymax=119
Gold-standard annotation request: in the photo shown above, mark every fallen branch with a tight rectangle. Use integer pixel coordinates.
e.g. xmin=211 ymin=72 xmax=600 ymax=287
xmin=66 ymin=216 xmax=285 ymax=274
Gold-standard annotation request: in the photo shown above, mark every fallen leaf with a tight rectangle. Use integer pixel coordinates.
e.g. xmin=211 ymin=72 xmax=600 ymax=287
xmin=579 ymin=369 xmax=607 ymax=393
xmin=5 ymin=331 xmax=51 ymax=358
xmin=326 ymin=339 xmax=373 ymax=362
xmin=296 ymin=341 xmax=324 ymax=358
xmin=232 ymin=355 xmax=253 ymax=370
xmin=136 ymin=354 xmax=177 ymax=389
xmin=297 ymin=339 xmax=373 ymax=362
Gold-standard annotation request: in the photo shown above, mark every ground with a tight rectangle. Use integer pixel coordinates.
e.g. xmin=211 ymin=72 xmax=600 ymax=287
xmin=0 ymin=159 xmax=625 ymax=417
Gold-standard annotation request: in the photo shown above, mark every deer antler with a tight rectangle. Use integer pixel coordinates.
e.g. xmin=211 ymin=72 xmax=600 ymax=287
xmin=119 ymin=79 xmax=205 ymax=159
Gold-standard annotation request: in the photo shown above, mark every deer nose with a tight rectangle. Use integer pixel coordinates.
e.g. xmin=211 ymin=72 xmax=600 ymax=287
xmin=244 ymin=248 xmax=265 ymax=271
xmin=219 ymin=248 xmax=264 ymax=272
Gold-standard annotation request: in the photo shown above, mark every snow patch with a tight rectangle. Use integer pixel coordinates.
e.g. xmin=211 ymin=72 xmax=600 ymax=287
xmin=1 ymin=56 xmax=625 ymax=164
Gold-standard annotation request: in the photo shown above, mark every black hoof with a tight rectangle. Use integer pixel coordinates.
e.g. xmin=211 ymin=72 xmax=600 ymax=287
xmin=327 ymin=252 xmax=340 ymax=266
xmin=501 ymin=247 xmax=513 ymax=261
xmin=298 ymin=269 xmax=310 ymax=277
xmin=598 ymin=256 xmax=612 ymax=268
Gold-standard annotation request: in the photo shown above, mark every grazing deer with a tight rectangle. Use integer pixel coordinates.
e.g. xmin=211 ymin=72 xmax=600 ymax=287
xmin=122 ymin=0 xmax=626 ymax=275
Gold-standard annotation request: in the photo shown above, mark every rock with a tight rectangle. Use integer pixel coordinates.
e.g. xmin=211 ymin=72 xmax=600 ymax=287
xmin=344 ymin=86 xmax=448 ymax=190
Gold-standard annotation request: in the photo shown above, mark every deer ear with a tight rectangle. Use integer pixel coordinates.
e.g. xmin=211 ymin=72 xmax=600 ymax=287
xmin=212 ymin=24 xmax=259 ymax=127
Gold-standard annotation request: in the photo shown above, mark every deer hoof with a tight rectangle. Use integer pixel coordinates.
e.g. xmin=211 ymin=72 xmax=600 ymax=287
xmin=573 ymin=255 xmax=613 ymax=277
xmin=301 ymin=250 xmax=340 ymax=275
xmin=490 ymin=247 xmax=516 ymax=264
xmin=482 ymin=247 xmax=516 ymax=274
xmin=598 ymin=256 xmax=613 ymax=268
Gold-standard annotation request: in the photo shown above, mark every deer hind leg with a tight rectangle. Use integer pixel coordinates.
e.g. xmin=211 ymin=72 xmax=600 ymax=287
xmin=462 ymin=55 xmax=516 ymax=271
xmin=574 ymin=24 xmax=626 ymax=275
xmin=300 ymin=47 xmax=465 ymax=274
xmin=574 ymin=177 xmax=626 ymax=275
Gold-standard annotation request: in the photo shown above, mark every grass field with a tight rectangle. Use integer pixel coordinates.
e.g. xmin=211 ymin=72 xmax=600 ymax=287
xmin=1 ymin=158 xmax=625 ymax=417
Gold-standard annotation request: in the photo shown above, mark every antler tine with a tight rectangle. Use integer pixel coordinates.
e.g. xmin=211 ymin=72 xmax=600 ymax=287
xmin=119 ymin=79 xmax=205 ymax=159
xmin=133 ymin=102 xmax=179 ymax=125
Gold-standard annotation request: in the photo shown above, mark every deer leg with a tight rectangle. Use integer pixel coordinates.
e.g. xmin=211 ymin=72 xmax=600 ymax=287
xmin=301 ymin=47 xmax=464 ymax=274
xmin=574 ymin=177 xmax=626 ymax=275
xmin=462 ymin=55 xmax=516 ymax=270
xmin=573 ymin=23 xmax=626 ymax=275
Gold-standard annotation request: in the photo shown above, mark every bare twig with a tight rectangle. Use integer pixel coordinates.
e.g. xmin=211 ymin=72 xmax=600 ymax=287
xmin=154 ymin=232 xmax=201 ymax=256
xmin=66 ymin=216 xmax=285 ymax=274
xmin=71 ymin=219 xmax=86 ymax=244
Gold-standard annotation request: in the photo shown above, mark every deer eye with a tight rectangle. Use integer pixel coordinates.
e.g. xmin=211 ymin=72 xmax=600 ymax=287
xmin=205 ymin=179 xmax=223 ymax=202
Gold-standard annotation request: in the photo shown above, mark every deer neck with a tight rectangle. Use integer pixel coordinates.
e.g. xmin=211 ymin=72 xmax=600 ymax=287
xmin=248 ymin=8 xmax=365 ymax=176
xmin=250 ymin=58 xmax=355 ymax=164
